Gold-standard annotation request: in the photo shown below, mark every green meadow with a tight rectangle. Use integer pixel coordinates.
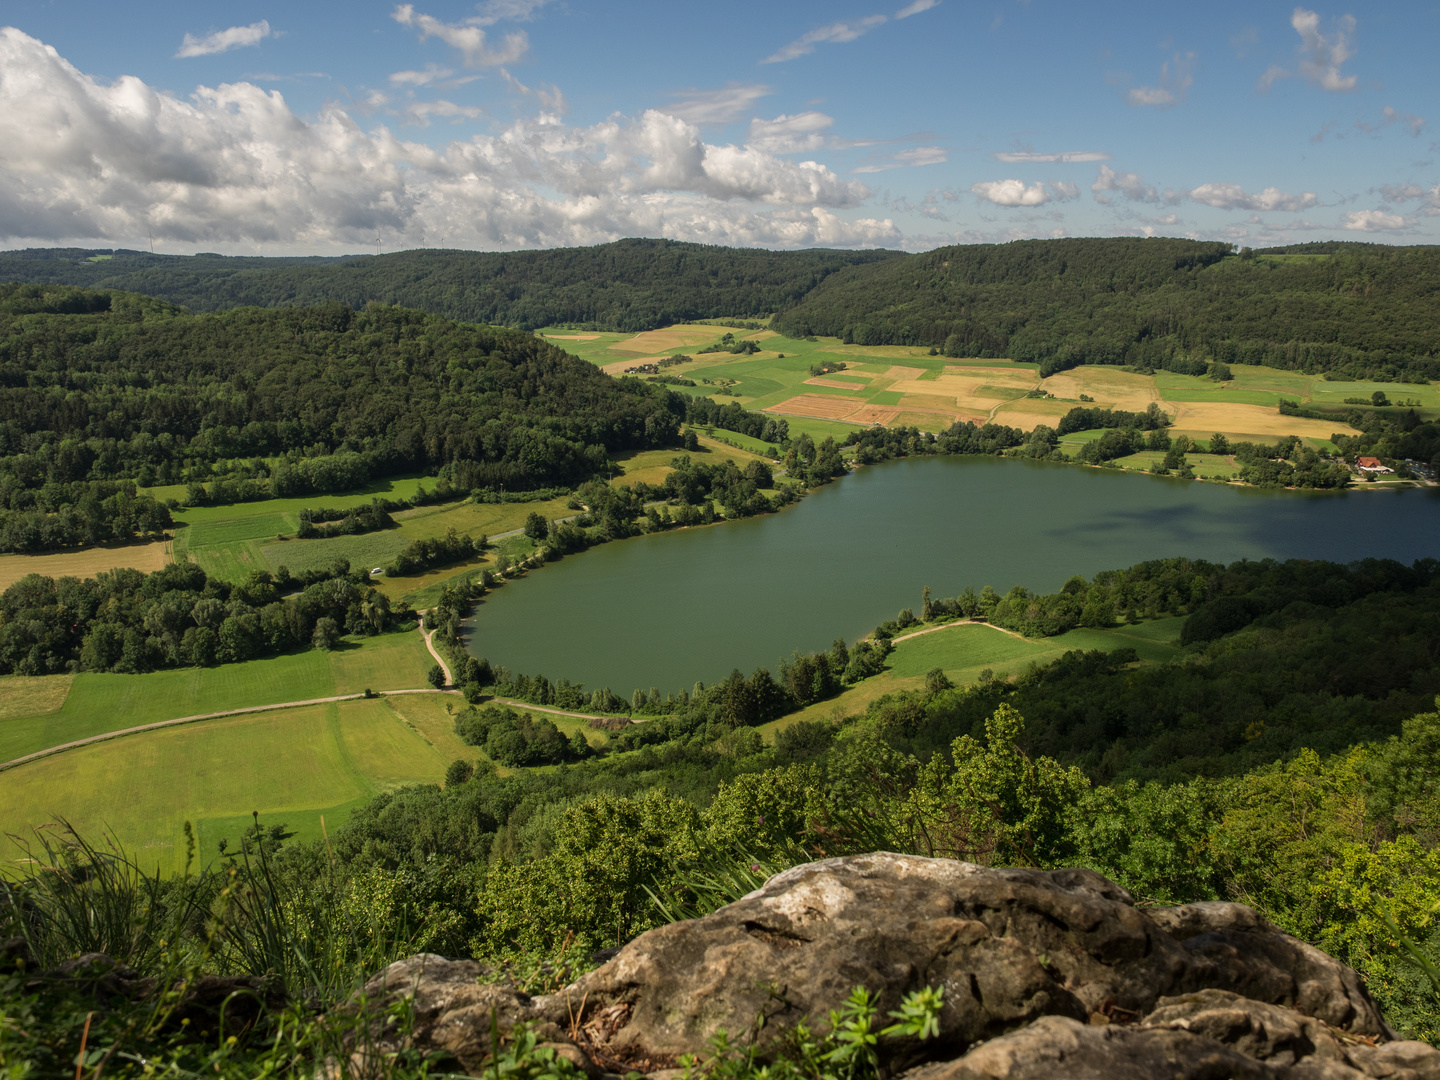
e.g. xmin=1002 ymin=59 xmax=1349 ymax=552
xmin=0 ymin=628 xmax=434 ymax=765
xmin=761 ymin=617 xmax=1185 ymax=736
xmin=1 ymin=698 xmax=450 ymax=874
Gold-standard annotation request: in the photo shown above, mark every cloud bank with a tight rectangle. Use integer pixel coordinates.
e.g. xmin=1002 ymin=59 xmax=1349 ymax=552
xmin=0 ymin=28 xmax=895 ymax=252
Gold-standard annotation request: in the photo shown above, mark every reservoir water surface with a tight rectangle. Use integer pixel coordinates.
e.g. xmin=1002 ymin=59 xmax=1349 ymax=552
xmin=463 ymin=456 xmax=1439 ymax=694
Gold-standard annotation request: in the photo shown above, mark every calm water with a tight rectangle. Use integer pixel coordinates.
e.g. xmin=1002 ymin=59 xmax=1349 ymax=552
xmin=463 ymin=457 xmax=1439 ymax=694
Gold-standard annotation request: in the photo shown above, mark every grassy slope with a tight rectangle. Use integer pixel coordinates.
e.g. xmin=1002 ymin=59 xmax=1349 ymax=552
xmin=1 ymin=698 xmax=450 ymax=875
xmin=0 ymin=629 xmax=434 ymax=764
xmin=757 ymin=617 xmax=1186 ymax=739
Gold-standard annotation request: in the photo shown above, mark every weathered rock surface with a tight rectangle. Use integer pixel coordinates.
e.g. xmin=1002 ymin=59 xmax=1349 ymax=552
xmin=352 ymin=853 xmax=1439 ymax=1078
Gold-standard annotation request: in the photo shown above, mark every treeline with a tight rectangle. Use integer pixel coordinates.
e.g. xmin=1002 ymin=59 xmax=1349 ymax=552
xmin=0 ymin=241 xmax=898 ymax=332
xmin=295 ymin=501 xmax=394 ymax=540
xmin=0 ymin=478 xmax=172 ymax=553
xmin=684 ymin=397 xmax=790 ymax=445
xmin=0 ymin=285 xmax=688 ymax=499
xmin=455 ymin=704 xmax=592 ymax=767
xmin=0 ymin=560 xmax=410 ymax=676
xmin=772 ymin=238 xmax=1440 ymax=382
xmin=387 ymin=528 xmax=484 ymax=577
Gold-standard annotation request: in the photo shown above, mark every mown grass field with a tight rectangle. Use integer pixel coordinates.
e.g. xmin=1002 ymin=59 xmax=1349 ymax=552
xmin=1 ymin=698 xmax=452 ymax=875
xmin=2 ymin=686 xmax=611 ymax=873
xmin=0 ymin=628 xmax=434 ymax=765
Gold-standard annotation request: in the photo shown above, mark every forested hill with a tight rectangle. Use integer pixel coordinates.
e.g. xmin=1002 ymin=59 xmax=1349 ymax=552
xmin=772 ymin=237 xmax=1440 ymax=382
xmin=0 ymin=284 xmax=686 ymax=490
xmin=0 ymin=241 xmax=900 ymax=332
xmin=8 ymin=237 xmax=1439 ymax=380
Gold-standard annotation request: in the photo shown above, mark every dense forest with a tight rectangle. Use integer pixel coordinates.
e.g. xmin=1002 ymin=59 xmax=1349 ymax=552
xmin=772 ymin=238 xmax=1440 ymax=381
xmin=0 ymin=241 xmax=898 ymax=331
xmin=0 ymin=283 xmax=685 ymax=489
xmin=0 ymin=560 xmax=409 ymax=676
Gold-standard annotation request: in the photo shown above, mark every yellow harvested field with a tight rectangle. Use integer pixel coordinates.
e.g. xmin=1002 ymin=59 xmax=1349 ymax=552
xmin=610 ymin=325 xmax=724 ymax=355
xmin=1040 ymin=368 xmax=1158 ymax=411
xmin=883 ymin=365 xmax=928 ymax=382
xmin=892 ymin=411 xmax=964 ymax=430
xmin=764 ymin=394 xmax=865 ymax=420
xmin=848 ymin=404 xmax=902 ymax=426
xmin=600 ymin=356 xmax=669 ymax=376
xmin=544 ymin=333 xmax=599 ymax=341
xmin=898 ymin=394 xmax=963 ymax=414
xmin=945 ymin=364 xmax=1035 ymax=384
xmin=1168 ymin=402 xmax=1359 ymax=440
xmin=0 ymin=540 xmax=172 ymax=591
xmin=805 ymin=377 xmax=866 ymax=390
xmin=991 ymin=402 xmax=1077 ymax=429
xmin=0 ymin=675 xmax=73 ymax=721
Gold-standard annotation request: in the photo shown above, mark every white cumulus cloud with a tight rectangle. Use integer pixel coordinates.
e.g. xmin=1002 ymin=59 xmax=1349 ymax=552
xmin=176 ymin=21 xmax=274 ymax=59
xmin=0 ymin=28 xmax=889 ymax=253
xmin=1189 ymin=182 xmax=1318 ymax=212
xmin=392 ymin=4 xmax=529 ymax=67
xmin=1092 ymin=165 xmax=1158 ymax=203
xmin=1342 ymin=209 xmax=1408 ymax=231
xmin=971 ymin=179 xmax=1077 ymax=206
xmin=1260 ymin=7 xmax=1358 ymax=92
xmin=747 ymin=112 xmax=834 ymax=154
xmin=1126 ymin=51 xmax=1194 ymax=109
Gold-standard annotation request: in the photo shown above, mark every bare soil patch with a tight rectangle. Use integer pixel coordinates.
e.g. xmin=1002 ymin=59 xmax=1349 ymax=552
xmin=0 ymin=539 xmax=172 ymax=590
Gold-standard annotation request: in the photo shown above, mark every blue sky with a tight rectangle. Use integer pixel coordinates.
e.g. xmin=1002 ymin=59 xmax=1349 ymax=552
xmin=1 ymin=0 xmax=1436 ymax=253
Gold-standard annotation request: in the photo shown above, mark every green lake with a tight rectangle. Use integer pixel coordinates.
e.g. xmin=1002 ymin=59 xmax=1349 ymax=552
xmin=464 ymin=457 xmax=1439 ymax=694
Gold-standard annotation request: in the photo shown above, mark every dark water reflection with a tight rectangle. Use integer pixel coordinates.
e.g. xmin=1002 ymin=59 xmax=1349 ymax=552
xmin=463 ymin=456 xmax=1438 ymax=694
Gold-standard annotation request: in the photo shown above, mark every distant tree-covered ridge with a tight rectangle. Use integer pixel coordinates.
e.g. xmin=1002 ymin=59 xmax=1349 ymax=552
xmin=0 ymin=284 xmax=688 ymax=496
xmin=0 ymin=240 xmax=900 ymax=332
xmin=773 ymin=237 xmax=1440 ymax=382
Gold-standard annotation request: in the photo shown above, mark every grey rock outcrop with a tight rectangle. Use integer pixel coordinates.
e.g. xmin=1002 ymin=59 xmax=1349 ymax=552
xmin=350 ymin=853 xmax=1438 ymax=1079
